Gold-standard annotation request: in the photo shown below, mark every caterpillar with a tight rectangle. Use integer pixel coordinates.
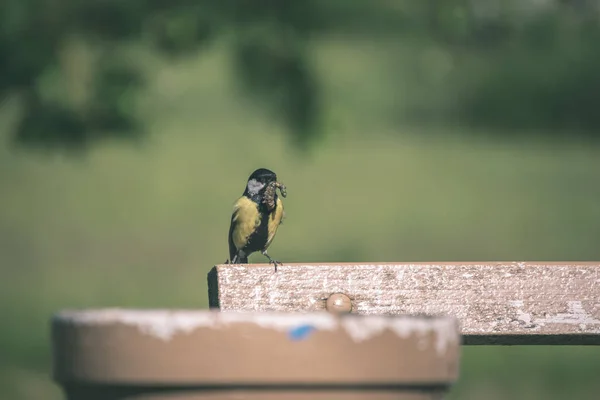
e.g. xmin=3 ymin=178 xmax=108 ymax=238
xmin=263 ymin=181 xmax=287 ymax=210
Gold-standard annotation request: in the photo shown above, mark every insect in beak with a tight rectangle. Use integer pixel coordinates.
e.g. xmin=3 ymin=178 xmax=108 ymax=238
xmin=275 ymin=182 xmax=287 ymax=198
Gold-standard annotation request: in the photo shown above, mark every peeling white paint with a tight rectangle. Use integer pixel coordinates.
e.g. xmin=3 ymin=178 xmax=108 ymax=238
xmin=54 ymin=310 xmax=217 ymax=341
xmin=268 ymin=289 xmax=279 ymax=305
xmin=340 ymin=315 xmax=460 ymax=355
xmin=514 ymin=309 xmax=537 ymax=329
xmin=508 ymin=300 xmax=600 ymax=329
xmin=253 ymin=286 xmax=262 ymax=301
xmin=53 ymin=309 xmax=459 ymax=354
xmin=538 ymin=301 xmax=600 ymax=325
xmin=55 ymin=310 xmax=335 ymax=341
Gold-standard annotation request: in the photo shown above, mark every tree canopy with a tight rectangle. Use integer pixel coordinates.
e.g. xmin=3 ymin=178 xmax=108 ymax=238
xmin=2 ymin=0 xmax=600 ymax=153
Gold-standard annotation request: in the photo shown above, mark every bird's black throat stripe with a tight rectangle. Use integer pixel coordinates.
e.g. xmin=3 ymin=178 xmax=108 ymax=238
xmin=242 ymin=193 xmax=278 ymax=255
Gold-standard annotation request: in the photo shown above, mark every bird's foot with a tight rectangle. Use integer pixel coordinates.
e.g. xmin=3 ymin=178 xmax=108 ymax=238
xmin=270 ymin=259 xmax=281 ymax=272
xmin=262 ymin=251 xmax=281 ymax=272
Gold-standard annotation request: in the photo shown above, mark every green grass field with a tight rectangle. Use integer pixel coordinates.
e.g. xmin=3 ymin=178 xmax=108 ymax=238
xmin=1 ymin=38 xmax=599 ymax=399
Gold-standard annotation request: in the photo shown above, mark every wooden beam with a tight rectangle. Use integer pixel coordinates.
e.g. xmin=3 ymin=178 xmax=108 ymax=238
xmin=207 ymin=262 xmax=600 ymax=345
xmin=52 ymin=310 xmax=461 ymax=399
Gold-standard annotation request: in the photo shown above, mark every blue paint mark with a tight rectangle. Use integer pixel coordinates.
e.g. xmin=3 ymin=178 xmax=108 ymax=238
xmin=288 ymin=324 xmax=316 ymax=341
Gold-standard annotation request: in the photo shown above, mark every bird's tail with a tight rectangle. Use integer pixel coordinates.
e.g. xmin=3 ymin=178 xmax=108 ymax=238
xmin=225 ymin=255 xmax=249 ymax=264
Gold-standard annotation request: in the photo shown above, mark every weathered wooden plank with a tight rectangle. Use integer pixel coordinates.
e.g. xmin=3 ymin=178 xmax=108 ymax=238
xmin=52 ymin=310 xmax=461 ymax=400
xmin=207 ymin=262 xmax=600 ymax=345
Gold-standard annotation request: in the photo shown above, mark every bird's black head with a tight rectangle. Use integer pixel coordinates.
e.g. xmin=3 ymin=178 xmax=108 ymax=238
xmin=245 ymin=168 xmax=277 ymax=196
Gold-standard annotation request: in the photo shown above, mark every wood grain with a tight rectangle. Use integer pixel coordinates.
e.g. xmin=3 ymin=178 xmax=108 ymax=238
xmin=207 ymin=262 xmax=600 ymax=345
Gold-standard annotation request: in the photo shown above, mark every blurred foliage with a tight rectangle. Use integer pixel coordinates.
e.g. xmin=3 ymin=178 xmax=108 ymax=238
xmin=2 ymin=0 xmax=600 ymax=152
xmin=455 ymin=5 xmax=600 ymax=133
xmin=0 ymin=0 xmax=372 ymax=151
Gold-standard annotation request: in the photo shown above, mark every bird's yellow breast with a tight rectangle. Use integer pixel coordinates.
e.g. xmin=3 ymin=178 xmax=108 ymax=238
xmin=231 ymin=196 xmax=261 ymax=251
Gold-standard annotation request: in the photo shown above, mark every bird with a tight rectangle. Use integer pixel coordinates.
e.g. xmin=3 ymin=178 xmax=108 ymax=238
xmin=226 ymin=168 xmax=286 ymax=271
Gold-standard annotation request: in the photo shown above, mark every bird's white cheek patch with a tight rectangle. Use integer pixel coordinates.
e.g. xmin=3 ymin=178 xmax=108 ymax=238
xmin=247 ymin=179 xmax=265 ymax=195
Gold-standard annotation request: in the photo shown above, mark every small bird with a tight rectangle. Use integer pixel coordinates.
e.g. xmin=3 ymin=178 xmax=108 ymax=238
xmin=226 ymin=168 xmax=286 ymax=270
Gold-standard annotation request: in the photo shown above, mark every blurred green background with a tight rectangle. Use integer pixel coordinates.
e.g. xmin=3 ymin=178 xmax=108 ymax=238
xmin=1 ymin=1 xmax=600 ymax=399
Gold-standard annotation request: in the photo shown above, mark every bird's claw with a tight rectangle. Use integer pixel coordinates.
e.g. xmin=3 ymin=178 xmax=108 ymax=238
xmin=262 ymin=251 xmax=281 ymax=272
xmin=270 ymin=259 xmax=281 ymax=272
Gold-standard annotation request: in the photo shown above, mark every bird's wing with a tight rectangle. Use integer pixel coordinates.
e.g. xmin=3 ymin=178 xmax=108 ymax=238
xmin=265 ymin=197 xmax=284 ymax=249
xmin=228 ymin=196 xmax=260 ymax=258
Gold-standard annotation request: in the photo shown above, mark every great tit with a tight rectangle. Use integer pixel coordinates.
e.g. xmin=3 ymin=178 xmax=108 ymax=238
xmin=226 ymin=168 xmax=286 ymax=270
